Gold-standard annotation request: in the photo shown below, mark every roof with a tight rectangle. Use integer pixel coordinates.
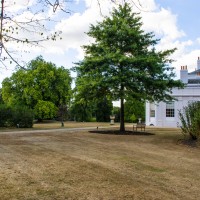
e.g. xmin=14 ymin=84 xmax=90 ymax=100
xmin=188 ymin=69 xmax=200 ymax=75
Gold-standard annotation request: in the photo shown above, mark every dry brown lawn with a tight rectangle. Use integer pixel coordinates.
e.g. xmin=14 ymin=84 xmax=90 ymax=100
xmin=0 ymin=124 xmax=199 ymax=200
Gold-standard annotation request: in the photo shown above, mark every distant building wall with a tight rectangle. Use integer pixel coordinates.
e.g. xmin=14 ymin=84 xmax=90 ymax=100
xmin=145 ymin=57 xmax=200 ymax=127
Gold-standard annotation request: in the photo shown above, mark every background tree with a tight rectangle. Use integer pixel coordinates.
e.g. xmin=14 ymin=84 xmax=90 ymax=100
xmin=1 ymin=56 xmax=72 ymax=120
xmin=0 ymin=88 xmax=3 ymax=104
xmin=57 ymin=104 xmax=68 ymax=126
xmin=70 ymin=75 xmax=95 ymax=122
xmin=34 ymin=100 xmax=58 ymax=121
xmin=74 ymin=3 xmax=183 ymax=132
xmin=95 ymin=97 xmax=113 ymax=122
xmin=71 ymin=67 xmax=113 ymax=122
xmin=124 ymin=97 xmax=145 ymax=122
xmin=113 ymin=106 xmax=120 ymax=122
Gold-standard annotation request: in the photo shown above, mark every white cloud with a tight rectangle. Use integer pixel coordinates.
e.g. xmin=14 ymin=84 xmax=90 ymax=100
xmin=174 ymin=50 xmax=200 ymax=71
xmin=5 ymin=0 xmax=36 ymax=12
xmin=131 ymin=0 xmax=158 ymax=12
xmin=41 ymin=0 xmax=112 ymax=57
xmin=142 ymin=8 xmax=185 ymax=41
xmin=42 ymin=0 xmax=159 ymax=58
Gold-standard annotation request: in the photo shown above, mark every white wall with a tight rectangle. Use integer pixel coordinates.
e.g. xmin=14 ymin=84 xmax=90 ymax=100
xmin=145 ymin=86 xmax=200 ymax=127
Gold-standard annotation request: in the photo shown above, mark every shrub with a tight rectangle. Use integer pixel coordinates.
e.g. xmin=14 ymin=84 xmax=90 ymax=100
xmin=12 ymin=106 xmax=34 ymax=128
xmin=0 ymin=104 xmax=13 ymax=127
xmin=0 ymin=105 xmax=34 ymax=128
xmin=179 ymin=101 xmax=200 ymax=140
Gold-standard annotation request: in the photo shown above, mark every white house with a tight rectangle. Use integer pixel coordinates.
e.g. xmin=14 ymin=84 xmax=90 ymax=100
xmin=145 ymin=57 xmax=200 ymax=127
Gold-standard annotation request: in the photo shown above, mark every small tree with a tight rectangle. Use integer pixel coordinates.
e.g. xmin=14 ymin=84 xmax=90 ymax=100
xmin=179 ymin=101 xmax=200 ymax=140
xmin=12 ymin=106 xmax=34 ymax=128
xmin=57 ymin=104 xmax=68 ymax=127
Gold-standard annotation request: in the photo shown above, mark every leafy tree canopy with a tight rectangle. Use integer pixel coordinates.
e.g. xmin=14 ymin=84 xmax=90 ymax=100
xmin=34 ymin=100 xmax=58 ymax=121
xmin=2 ymin=56 xmax=72 ymax=111
xmin=73 ymin=3 xmax=183 ymax=131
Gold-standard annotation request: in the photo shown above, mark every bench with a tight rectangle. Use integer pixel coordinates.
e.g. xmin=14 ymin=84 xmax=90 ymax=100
xmin=133 ymin=123 xmax=146 ymax=132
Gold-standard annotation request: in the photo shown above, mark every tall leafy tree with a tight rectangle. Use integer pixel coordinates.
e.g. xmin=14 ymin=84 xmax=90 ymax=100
xmin=2 ymin=56 xmax=72 ymax=119
xmin=74 ymin=3 xmax=183 ymax=132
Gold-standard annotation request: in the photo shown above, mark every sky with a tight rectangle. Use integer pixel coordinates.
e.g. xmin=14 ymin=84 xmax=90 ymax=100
xmin=1 ymin=0 xmax=200 ymax=84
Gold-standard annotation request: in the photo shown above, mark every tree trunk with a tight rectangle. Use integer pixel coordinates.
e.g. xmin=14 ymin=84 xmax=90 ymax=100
xmin=120 ymin=96 xmax=125 ymax=132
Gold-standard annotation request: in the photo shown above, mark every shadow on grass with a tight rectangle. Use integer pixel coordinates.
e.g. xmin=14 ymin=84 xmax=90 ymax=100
xmin=89 ymin=130 xmax=155 ymax=136
xmin=177 ymin=138 xmax=200 ymax=148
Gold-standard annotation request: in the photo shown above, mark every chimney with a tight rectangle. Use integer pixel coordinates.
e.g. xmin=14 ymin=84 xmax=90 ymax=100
xmin=197 ymin=57 xmax=200 ymax=70
xmin=180 ymin=65 xmax=188 ymax=84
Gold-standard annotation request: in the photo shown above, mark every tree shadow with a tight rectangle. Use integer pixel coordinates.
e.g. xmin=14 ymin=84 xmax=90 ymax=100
xmin=177 ymin=138 xmax=199 ymax=148
xmin=89 ymin=130 xmax=155 ymax=136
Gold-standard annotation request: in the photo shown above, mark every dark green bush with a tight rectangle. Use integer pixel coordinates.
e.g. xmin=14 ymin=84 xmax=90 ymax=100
xmin=0 ymin=104 xmax=13 ymax=127
xmin=12 ymin=106 xmax=34 ymax=128
xmin=0 ymin=105 xmax=34 ymax=128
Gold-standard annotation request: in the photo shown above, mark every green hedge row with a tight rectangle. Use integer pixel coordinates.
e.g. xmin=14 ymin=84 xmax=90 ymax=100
xmin=0 ymin=105 xmax=34 ymax=128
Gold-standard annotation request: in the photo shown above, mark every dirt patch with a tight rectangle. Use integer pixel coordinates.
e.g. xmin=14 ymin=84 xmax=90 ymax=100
xmin=89 ymin=130 xmax=155 ymax=136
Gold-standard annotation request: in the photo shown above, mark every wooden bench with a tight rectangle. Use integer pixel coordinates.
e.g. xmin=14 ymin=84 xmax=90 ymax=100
xmin=133 ymin=123 xmax=146 ymax=132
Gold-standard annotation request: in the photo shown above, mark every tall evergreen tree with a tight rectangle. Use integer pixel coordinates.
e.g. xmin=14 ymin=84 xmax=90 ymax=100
xmin=74 ymin=3 xmax=183 ymax=132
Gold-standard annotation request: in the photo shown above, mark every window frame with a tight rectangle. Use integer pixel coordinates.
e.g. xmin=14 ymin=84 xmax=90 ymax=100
xmin=150 ymin=103 xmax=155 ymax=117
xmin=166 ymin=101 xmax=175 ymax=117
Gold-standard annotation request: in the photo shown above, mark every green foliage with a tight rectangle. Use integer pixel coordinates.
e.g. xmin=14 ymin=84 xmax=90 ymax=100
xmin=69 ymin=74 xmax=96 ymax=122
xmin=130 ymin=114 xmax=137 ymax=123
xmin=74 ymin=3 xmax=183 ymax=131
xmin=12 ymin=106 xmax=34 ymax=128
xmin=0 ymin=89 xmax=3 ymax=104
xmin=70 ymin=75 xmax=112 ymax=122
xmin=0 ymin=104 xmax=13 ymax=127
xmin=1 ymin=56 xmax=72 ymax=120
xmin=179 ymin=101 xmax=200 ymax=140
xmin=95 ymin=97 xmax=113 ymax=122
xmin=113 ymin=107 xmax=120 ymax=122
xmin=69 ymin=97 xmax=93 ymax=122
xmin=34 ymin=100 xmax=58 ymax=121
xmin=57 ymin=104 xmax=68 ymax=122
xmin=124 ymin=98 xmax=145 ymax=122
xmin=88 ymin=117 xmax=97 ymax=122
xmin=0 ymin=104 xmax=34 ymax=128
